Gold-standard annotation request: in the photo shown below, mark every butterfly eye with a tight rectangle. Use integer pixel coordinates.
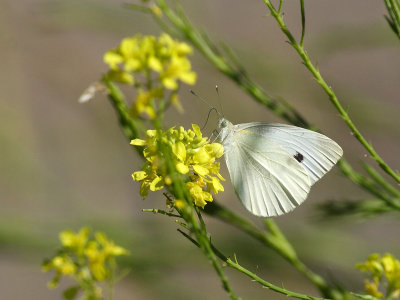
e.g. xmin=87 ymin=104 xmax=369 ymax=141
xmin=219 ymin=119 xmax=228 ymax=128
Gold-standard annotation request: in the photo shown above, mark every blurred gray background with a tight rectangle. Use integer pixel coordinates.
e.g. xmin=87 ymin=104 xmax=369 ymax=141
xmin=1 ymin=0 xmax=400 ymax=299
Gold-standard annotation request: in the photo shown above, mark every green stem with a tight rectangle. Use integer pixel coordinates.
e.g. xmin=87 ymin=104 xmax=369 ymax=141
xmin=155 ymin=0 xmax=309 ymax=128
xmin=339 ymin=160 xmax=400 ymax=211
xmin=178 ymin=230 xmax=324 ymax=300
xmin=204 ymin=201 xmax=345 ymax=299
xmin=151 ymin=116 xmax=239 ymax=300
xmin=142 ymin=208 xmax=182 ymax=218
xmin=363 ymin=163 xmax=400 ymax=199
xmin=262 ymin=0 xmax=400 ymax=185
xmin=102 ymin=76 xmax=141 ymax=154
xmin=224 ymin=257 xmax=326 ymax=300
xmin=179 ymin=228 xmax=328 ymax=300
xmin=384 ymin=0 xmax=400 ymax=39
xmin=299 ymin=0 xmax=306 ymax=46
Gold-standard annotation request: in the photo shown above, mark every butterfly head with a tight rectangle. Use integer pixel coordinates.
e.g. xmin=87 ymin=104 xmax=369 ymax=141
xmin=218 ymin=118 xmax=230 ymax=129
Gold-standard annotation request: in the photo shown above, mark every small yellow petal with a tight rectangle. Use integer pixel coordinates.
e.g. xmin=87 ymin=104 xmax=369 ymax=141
xmin=148 ymin=56 xmax=163 ymax=72
xmin=104 ymin=51 xmax=123 ymax=70
xmin=132 ymin=171 xmax=147 ymax=181
xmin=176 ymin=43 xmax=192 ymax=55
xmin=193 ymin=148 xmax=211 ymax=164
xmin=130 ymin=139 xmax=146 ymax=146
xmin=193 ymin=164 xmax=209 ymax=176
xmin=207 ymin=143 xmax=224 ymax=158
xmin=140 ymin=181 xmax=150 ymax=198
xmin=143 ymin=105 xmax=156 ymax=119
xmin=179 ymin=71 xmax=197 ymax=85
xmin=173 ymin=142 xmax=186 ymax=161
xmin=208 ymin=177 xmax=224 ymax=194
xmin=150 ymin=176 xmax=163 ymax=191
xmin=146 ymin=130 xmax=157 ymax=137
xmin=176 ymin=162 xmax=189 ymax=174
xmin=194 ymin=197 xmax=207 ymax=209
xmin=162 ymin=77 xmax=178 ymax=90
xmin=192 ymin=124 xmax=202 ymax=138
xmin=120 ymin=37 xmax=134 ymax=54
xmin=125 ymin=58 xmax=141 ymax=71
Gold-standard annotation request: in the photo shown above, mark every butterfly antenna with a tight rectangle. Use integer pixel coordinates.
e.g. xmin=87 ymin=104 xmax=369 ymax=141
xmin=215 ymin=85 xmax=224 ymax=117
xmin=190 ymin=89 xmax=222 ymax=117
xmin=201 ymin=107 xmax=218 ymax=130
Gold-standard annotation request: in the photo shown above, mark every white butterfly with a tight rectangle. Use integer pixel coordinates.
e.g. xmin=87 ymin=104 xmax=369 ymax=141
xmin=217 ymin=118 xmax=343 ymax=217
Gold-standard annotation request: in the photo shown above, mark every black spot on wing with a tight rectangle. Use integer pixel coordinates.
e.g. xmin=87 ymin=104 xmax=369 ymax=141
xmin=294 ymin=152 xmax=304 ymax=163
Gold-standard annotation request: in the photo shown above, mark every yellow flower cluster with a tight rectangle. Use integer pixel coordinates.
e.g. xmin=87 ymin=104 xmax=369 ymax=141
xmin=131 ymin=124 xmax=225 ymax=208
xmin=356 ymin=253 xmax=400 ymax=299
xmin=104 ymin=34 xmax=196 ymax=118
xmin=42 ymin=227 xmax=129 ymax=297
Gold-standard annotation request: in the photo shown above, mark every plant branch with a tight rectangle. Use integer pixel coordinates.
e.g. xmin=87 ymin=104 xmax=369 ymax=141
xmin=102 ymin=76 xmax=142 ymax=155
xmin=262 ymin=0 xmax=400 ymax=185
xmin=154 ymin=0 xmax=309 ymax=128
xmin=299 ymin=0 xmax=306 ymax=46
xmin=383 ymin=0 xmax=400 ymax=40
xmin=179 ymin=227 xmax=328 ymax=300
xmin=142 ymin=208 xmax=182 ymax=218
xmin=204 ymin=201 xmax=346 ymax=300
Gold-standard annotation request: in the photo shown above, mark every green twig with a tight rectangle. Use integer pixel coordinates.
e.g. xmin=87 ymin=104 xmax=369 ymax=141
xmin=299 ymin=0 xmax=306 ymax=46
xmin=339 ymin=160 xmax=400 ymax=211
xmin=103 ymin=73 xmax=239 ymax=299
xmin=224 ymin=257 xmax=327 ymax=300
xmin=384 ymin=0 xmax=400 ymax=39
xmin=179 ymin=227 xmax=328 ymax=300
xmin=362 ymin=163 xmax=400 ymax=199
xmin=204 ymin=201 xmax=345 ymax=300
xmin=153 ymin=118 xmax=240 ymax=300
xmin=153 ymin=0 xmax=309 ymax=128
xmin=102 ymin=76 xmax=142 ymax=154
xmin=142 ymin=208 xmax=182 ymax=218
xmin=262 ymin=0 xmax=400 ymax=185
xmin=318 ymin=198 xmax=393 ymax=217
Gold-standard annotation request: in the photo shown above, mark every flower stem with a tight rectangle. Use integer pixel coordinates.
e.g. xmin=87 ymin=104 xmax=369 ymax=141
xmin=262 ymin=0 xmax=400 ymax=185
xmin=204 ymin=201 xmax=347 ymax=300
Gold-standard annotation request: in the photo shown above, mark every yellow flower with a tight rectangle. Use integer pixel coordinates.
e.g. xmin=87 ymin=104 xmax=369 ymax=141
xmin=103 ymin=34 xmax=196 ymax=118
xmin=131 ymin=124 xmax=224 ymax=209
xmin=104 ymin=33 xmax=196 ymax=91
xmin=103 ymin=51 xmax=123 ymax=70
xmin=52 ymin=255 xmax=77 ymax=275
xmin=207 ymin=177 xmax=224 ymax=194
xmin=364 ymin=280 xmax=383 ymax=298
xmin=187 ymin=181 xmax=213 ymax=208
xmin=60 ymin=227 xmax=91 ymax=255
xmin=160 ymin=56 xmax=196 ymax=90
xmin=356 ymin=253 xmax=400 ymax=298
xmin=43 ymin=227 xmax=129 ymax=293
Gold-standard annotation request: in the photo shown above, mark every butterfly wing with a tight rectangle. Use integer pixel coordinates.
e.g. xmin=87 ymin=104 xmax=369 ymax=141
xmin=235 ymin=123 xmax=343 ymax=185
xmin=224 ymin=130 xmax=311 ymax=217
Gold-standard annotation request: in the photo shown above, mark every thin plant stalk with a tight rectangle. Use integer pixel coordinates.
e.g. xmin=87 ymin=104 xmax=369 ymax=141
xmin=262 ymin=0 xmax=400 ymax=185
